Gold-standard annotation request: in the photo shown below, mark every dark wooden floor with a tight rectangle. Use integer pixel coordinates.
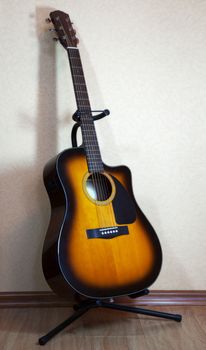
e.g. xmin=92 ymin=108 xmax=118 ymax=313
xmin=0 ymin=306 xmax=205 ymax=349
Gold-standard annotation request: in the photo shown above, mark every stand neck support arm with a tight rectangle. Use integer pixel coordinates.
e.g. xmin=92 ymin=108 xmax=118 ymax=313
xmin=71 ymin=109 xmax=110 ymax=148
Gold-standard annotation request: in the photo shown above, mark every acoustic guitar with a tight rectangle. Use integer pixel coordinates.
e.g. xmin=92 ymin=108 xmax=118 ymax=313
xmin=42 ymin=10 xmax=162 ymax=299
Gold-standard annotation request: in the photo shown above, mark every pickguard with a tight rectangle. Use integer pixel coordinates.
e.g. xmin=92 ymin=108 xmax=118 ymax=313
xmin=111 ymin=176 xmax=137 ymax=224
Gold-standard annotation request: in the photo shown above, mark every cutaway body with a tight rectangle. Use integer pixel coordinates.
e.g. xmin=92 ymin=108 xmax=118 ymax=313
xmin=42 ymin=147 xmax=162 ymax=299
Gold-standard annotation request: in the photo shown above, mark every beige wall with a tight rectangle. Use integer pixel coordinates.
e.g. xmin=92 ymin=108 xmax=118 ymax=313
xmin=1 ymin=0 xmax=206 ymax=291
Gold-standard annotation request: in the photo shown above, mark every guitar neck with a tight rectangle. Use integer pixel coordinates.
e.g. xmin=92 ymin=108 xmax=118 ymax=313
xmin=67 ymin=48 xmax=104 ymax=173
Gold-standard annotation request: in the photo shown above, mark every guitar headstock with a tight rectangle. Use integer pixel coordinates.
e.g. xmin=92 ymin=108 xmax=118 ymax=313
xmin=47 ymin=10 xmax=79 ymax=49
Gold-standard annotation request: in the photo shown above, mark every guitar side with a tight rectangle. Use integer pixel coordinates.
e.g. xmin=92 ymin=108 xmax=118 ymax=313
xmin=42 ymin=147 xmax=162 ymax=299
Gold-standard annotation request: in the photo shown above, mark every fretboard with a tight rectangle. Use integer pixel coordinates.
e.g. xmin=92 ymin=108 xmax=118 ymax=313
xmin=67 ymin=47 xmax=104 ymax=173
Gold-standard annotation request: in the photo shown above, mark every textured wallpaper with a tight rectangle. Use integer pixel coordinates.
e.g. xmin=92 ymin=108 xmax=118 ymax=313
xmin=0 ymin=0 xmax=206 ymax=291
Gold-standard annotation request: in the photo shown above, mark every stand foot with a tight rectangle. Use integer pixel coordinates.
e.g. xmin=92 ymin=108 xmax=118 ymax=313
xmin=38 ymin=295 xmax=182 ymax=345
xmin=98 ymin=301 xmax=182 ymax=322
xmin=38 ymin=305 xmax=90 ymax=345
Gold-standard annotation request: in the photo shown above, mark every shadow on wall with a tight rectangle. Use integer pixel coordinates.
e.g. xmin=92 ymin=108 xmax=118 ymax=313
xmin=0 ymin=6 xmax=72 ymax=291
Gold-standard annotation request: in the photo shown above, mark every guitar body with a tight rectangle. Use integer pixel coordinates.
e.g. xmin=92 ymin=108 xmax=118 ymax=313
xmin=42 ymin=147 xmax=162 ymax=299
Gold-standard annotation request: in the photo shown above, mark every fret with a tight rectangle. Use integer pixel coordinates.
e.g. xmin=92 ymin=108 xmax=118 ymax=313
xmin=73 ymin=78 xmax=86 ymax=83
xmin=86 ymin=154 xmax=102 ymax=157
xmin=75 ymin=91 xmax=88 ymax=95
xmin=89 ymin=167 xmax=104 ymax=172
xmin=69 ymin=55 xmax=81 ymax=60
xmin=67 ymin=48 xmax=104 ymax=172
xmin=76 ymin=98 xmax=90 ymax=101
xmin=75 ymin=93 xmax=88 ymax=98
xmin=81 ymin=133 xmax=99 ymax=138
xmin=78 ymin=103 xmax=91 ymax=107
xmin=73 ymin=77 xmax=85 ymax=81
xmin=84 ymin=150 xmax=102 ymax=154
xmin=85 ymin=148 xmax=101 ymax=153
xmin=72 ymin=70 xmax=83 ymax=75
xmin=75 ymin=85 xmax=87 ymax=89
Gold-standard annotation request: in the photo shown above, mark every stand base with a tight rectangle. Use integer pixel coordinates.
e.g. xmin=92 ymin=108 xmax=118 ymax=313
xmin=38 ymin=290 xmax=182 ymax=345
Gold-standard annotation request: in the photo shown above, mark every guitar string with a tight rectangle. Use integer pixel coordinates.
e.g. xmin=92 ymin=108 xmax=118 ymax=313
xmin=75 ymin=49 xmax=116 ymax=228
xmin=74 ymin=53 xmax=116 ymax=228
xmin=85 ymin=108 xmax=115 ymax=228
xmin=68 ymin=49 xmax=106 ymax=227
xmin=67 ymin=48 xmax=103 ymax=227
xmin=69 ymin=49 xmax=106 ymax=214
xmin=81 ymin=104 xmax=116 ymax=228
xmin=72 ymin=51 xmax=107 ymax=226
xmin=68 ymin=48 xmax=115 ymax=228
xmin=77 ymin=85 xmax=109 ymax=227
xmin=81 ymin=114 xmax=108 ymax=227
xmin=56 ymin=17 xmax=102 ymax=214
xmin=70 ymin=50 xmax=115 ymax=228
xmin=58 ymin=17 xmax=114 ymax=228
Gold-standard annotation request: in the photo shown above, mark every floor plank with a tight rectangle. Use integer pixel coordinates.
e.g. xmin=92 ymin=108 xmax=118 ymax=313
xmin=0 ymin=306 xmax=206 ymax=349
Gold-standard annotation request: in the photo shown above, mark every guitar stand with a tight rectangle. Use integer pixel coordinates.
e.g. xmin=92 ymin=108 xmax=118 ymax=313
xmin=39 ymin=109 xmax=182 ymax=345
xmin=38 ymin=289 xmax=182 ymax=345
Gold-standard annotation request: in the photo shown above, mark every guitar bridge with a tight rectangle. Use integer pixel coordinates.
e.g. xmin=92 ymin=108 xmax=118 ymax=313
xmin=86 ymin=226 xmax=129 ymax=239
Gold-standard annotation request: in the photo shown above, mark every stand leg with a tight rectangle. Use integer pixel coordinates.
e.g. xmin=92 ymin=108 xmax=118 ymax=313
xmin=98 ymin=301 xmax=182 ymax=322
xmin=38 ymin=305 xmax=90 ymax=346
xmin=38 ymin=297 xmax=182 ymax=345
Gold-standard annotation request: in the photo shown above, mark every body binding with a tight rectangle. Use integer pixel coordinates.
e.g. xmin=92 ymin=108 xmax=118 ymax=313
xmin=42 ymin=147 xmax=162 ymax=299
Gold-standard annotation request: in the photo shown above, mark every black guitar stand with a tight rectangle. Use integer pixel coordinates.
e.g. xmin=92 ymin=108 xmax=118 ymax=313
xmin=71 ymin=108 xmax=110 ymax=147
xmin=38 ymin=109 xmax=182 ymax=345
xmin=39 ymin=289 xmax=182 ymax=345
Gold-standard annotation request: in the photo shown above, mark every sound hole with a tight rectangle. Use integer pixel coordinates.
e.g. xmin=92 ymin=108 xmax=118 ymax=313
xmin=86 ymin=173 xmax=113 ymax=202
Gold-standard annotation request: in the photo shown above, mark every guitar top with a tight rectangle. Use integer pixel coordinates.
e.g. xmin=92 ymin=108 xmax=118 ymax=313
xmin=42 ymin=10 xmax=162 ymax=299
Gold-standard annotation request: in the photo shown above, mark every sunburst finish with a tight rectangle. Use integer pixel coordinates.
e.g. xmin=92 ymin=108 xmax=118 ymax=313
xmin=42 ymin=148 xmax=162 ymax=299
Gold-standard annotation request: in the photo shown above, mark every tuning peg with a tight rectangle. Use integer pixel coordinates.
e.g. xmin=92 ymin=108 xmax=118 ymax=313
xmin=45 ymin=18 xmax=51 ymax=23
xmin=52 ymin=37 xmax=59 ymax=41
xmin=49 ymin=28 xmax=56 ymax=32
